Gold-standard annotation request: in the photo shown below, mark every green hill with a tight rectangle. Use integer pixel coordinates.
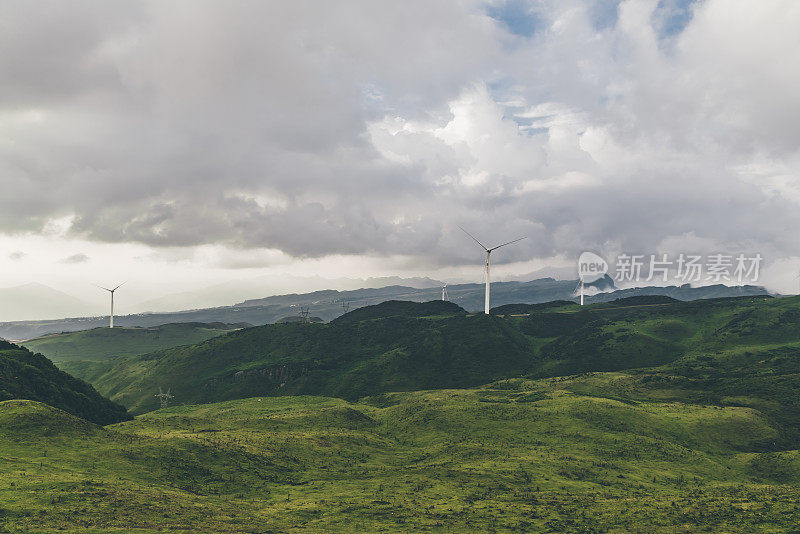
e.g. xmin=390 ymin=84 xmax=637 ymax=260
xmin=490 ymin=300 xmax=578 ymax=315
xmin=1 ymin=385 xmax=799 ymax=532
xmin=90 ymin=310 xmax=534 ymax=414
xmin=81 ymin=296 xmax=800 ymax=424
xmin=0 ymin=340 xmax=129 ymax=425
xmin=22 ymin=322 xmax=245 ymax=362
xmin=21 ymin=322 xmax=245 ymax=385
xmin=330 ymin=299 xmax=466 ymax=323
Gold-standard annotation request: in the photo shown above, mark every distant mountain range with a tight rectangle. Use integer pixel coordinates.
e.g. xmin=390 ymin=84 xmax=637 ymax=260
xmin=0 ymin=276 xmax=446 ymax=322
xmin=131 ymin=275 xmax=446 ymax=313
xmin=0 ymin=283 xmax=95 ymax=322
xmin=0 ymin=276 xmax=770 ymax=340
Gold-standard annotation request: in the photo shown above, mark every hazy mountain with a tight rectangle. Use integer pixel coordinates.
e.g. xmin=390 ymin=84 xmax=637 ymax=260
xmin=131 ymin=275 xmax=445 ymax=313
xmin=0 ymin=283 xmax=94 ymax=322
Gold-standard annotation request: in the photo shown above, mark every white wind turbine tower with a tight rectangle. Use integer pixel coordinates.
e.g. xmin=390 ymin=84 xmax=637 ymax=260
xmin=442 ymin=284 xmax=449 ymax=301
xmin=459 ymin=227 xmax=526 ymax=315
xmin=575 ymin=278 xmax=585 ymax=306
xmin=98 ymin=282 xmax=125 ymax=328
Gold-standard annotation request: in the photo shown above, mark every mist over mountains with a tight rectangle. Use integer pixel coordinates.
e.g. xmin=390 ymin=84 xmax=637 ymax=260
xmin=0 ymin=283 xmax=95 ymax=322
xmin=0 ymin=276 xmax=446 ymax=323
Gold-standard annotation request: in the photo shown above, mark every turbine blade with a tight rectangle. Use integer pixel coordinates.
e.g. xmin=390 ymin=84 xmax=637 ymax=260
xmin=488 ymin=236 xmax=527 ymax=251
xmin=112 ymin=281 xmax=127 ymax=291
xmin=458 ymin=226 xmax=488 ymax=251
xmin=94 ymin=284 xmax=112 ymax=292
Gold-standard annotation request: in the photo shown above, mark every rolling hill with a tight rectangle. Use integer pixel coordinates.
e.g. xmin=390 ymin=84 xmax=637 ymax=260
xmin=85 ymin=301 xmax=536 ymax=413
xmin=1 ymin=383 xmax=799 ymax=532
xmin=0 ymin=340 xmax=129 ymax=425
xmin=77 ymin=295 xmax=800 ymax=430
xmin=3 ymin=295 xmax=800 ymax=530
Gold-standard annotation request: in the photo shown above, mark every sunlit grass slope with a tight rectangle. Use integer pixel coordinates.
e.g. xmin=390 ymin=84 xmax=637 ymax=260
xmin=2 ymin=378 xmax=799 ymax=533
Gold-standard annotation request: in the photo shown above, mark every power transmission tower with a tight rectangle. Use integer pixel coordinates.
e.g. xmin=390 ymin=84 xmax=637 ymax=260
xmin=341 ymin=301 xmax=350 ymax=314
xmin=155 ymin=387 xmax=174 ymax=409
xmin=300 ymin=306 xmax=310 ymax=323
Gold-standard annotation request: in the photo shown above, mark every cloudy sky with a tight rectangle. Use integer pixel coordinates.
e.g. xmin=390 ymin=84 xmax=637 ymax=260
xmin=2 ymin=0 xmax=799 ymax=313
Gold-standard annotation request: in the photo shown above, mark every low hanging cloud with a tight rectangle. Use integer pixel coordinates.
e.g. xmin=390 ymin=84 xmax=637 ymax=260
xmin=1 ymin=0 xmax=798 ymax=271
xmin=60 ymin=253 xmax=90 ymax=264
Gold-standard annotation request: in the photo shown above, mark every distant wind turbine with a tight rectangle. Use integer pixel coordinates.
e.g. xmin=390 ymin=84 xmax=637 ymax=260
xmin=459 ymin=227 xmax=526 ymax=315
xmin=575 ymin=279 xmax=585 ymax=306
xmin=97 ymin=282 xmax=125 ymax=328
xmin=442 ymin=284 xmax=449 ymax=301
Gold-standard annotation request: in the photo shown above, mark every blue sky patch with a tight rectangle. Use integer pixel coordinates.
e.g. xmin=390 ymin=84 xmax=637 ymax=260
xmin=590 ymin=0 xmax=622 ymax=31
xmin=652 ymin=0 xmax=700 ymax=38
xmin=486 ymin=0 xmax=544 ymax=38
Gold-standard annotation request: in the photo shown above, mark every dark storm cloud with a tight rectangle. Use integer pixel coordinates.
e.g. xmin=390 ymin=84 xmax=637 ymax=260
xmin=1 ymin=0 xmax=799 ymax=268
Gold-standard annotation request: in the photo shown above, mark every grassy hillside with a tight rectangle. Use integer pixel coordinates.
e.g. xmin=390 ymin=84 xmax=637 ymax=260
xmin=0 ymin=340 xmax=129 ymax=425
xmin=1 ymin=381 xmax=799 ymax=532
xmin=92 ymin=308 xmax=534 ymax=414
xmin=83 ymin=296 xmax=800 ymax=419
xmin=22 ymin=322 xmax=244 ymax=362
xmin=3 ymin=295 xmax=799 ymax=531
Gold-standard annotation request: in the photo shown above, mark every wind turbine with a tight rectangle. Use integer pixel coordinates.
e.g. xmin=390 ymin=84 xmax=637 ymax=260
xmin=459 ymin=227 xmax=526 ymax=314
xmin=442 ymin=284 xmax=449 ymax=301
xmin=97 ymin=282 xmax=125 ymax=328
xmin=575 ymin=278 xmax=585 ymax=306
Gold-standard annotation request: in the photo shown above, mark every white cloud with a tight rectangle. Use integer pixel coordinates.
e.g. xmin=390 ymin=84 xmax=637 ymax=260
xmin=1 ymin=0 xmax=799 ymax=305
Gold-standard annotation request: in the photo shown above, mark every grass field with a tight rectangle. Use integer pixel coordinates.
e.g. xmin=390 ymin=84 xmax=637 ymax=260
xmin=2 ymin=372 xmax=800 ymax=532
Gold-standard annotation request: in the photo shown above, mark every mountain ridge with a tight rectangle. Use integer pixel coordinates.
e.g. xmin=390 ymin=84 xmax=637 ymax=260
xmin=0 ymin=278 xmax=770 ymax=340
